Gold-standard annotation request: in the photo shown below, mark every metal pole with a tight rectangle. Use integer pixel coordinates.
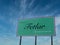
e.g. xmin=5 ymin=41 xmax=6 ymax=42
xmin=19 ymin=36 xmax=22 ymax=45
xmin=51 ymin=36 xmax=53 ymax=45
xmin=35 ymin=36 xmax=37 ymax=45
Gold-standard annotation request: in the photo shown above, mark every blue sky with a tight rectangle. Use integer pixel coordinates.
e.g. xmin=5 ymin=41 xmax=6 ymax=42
xmin=0 ymin=0 xmax=60 ymax=45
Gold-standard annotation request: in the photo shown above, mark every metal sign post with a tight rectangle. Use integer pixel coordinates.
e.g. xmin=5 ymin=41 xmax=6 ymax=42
xmin=19 ymin=36 xmax=22 ymax=45
xmin=51 ymin=36 xmax=53 ymax=45
xmin=35 ymin=36 xmax=37 ymax=45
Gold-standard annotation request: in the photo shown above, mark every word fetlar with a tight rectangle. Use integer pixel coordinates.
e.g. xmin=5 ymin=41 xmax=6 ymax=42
xmin=24 ymin=23 xmax=45 ymax=30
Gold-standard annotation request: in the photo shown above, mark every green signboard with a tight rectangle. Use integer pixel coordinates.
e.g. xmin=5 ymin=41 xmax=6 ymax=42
xmin=17 ymin=17 xmax=55 ymax=36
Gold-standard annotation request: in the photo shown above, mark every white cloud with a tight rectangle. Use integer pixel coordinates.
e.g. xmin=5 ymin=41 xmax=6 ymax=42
xmin=28 ymin=0 xmax=35 ymax=8
xmin=0 ymin=37 xmax=19 ymax=45
xmin=22 ymin=36 xmax=34 ymax=39
xmin=20 ymin=0 xmax=27 ymax=10
xmin=55 ymin=16 xmax=60 ymax=25
xmin=53 ymin=38 xmax=60 ymax=45
xmin=37 ymin=40 xmax=51 ymax=45
xmin=22 ymin=37 xmax=35 ymax=45
xmin=57 ymin=40 xmax=60 ymax=44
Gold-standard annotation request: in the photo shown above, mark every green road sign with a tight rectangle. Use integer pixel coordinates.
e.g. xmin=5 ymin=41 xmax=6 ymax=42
xmin=17 ymin=17 xmax=55 ymax=36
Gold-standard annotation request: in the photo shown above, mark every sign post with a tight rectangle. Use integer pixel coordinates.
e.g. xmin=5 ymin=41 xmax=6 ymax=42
xmin=17 ymin=17 xmax=55 ymax=45
xmin=35 ymin=36 xmax=37 ymax=45
xmin=51 ymin=36 xmax=53 ymax=45
xmin=19 ymin=36 xmax=22 ymax=45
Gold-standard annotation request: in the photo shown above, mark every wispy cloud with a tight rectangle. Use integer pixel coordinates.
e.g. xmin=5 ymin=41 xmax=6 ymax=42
xmin=0 ymin=37 xmax=19 ymax=45
xmin=55 ymin=16 xmax=60 ymax=25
